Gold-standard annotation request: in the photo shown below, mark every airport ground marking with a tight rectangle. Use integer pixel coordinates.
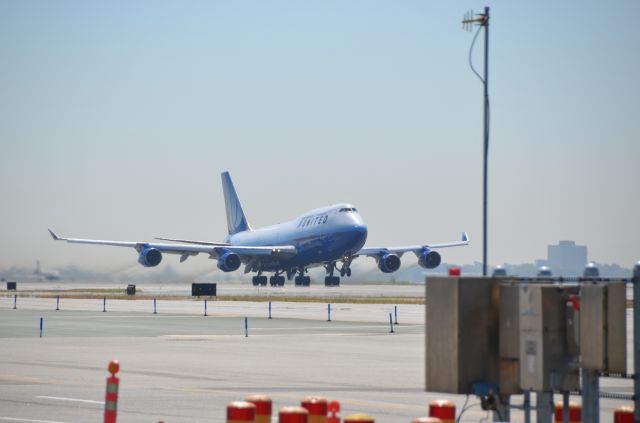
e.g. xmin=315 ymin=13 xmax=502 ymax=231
xmin=0 ymin=417 xmax=77 ymax=423
xmin=35 ymin=395 xmax=104 ymax=405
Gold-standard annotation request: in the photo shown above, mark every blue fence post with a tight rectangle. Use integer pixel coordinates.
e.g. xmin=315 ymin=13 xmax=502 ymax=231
xmin=244 ymin=317 xmax=248 ymax=337
xmin=268 ymin=301 xmax=272 ymax=319
xmin=204 ymin=299 xmax=208 ymax=317
xmin=102 ymin=297 xmax=106 ymax=312
xmin=13 ymin=295 xmax=17 ymax=310
xmin=153 ymin=298 xmax=157 ymax=314
xmin=327 ymin=303 xmax=331 ymax=322
xmin=389 ymin=313 xmax=394 ymax=333
xmin=394 ymin=305 xmax=398 ymax=325
xmin=40 ymin=317 xmax=43 ymax=338
xmin=56 ymin=295 xmax=60 ymax=311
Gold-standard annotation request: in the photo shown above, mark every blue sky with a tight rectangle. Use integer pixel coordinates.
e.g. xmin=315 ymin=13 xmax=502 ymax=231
xmin=0 ymin=1 xmax=638 ymax=272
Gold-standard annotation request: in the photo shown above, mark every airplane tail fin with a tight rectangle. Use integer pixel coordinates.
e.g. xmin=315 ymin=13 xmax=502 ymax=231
xmin=35 ymin=260 xmax=41 ymax=275
xmin=221 ymin=172 xmax=251 ymax=235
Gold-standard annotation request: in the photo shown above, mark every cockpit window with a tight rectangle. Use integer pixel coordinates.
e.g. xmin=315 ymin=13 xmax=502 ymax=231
xmin=339 ymin=207 xmax=357 ymax=212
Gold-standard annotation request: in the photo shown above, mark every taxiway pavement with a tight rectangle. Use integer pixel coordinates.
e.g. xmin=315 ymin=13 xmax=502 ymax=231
xmin=0 ymin=292 xmax=634 ymax=422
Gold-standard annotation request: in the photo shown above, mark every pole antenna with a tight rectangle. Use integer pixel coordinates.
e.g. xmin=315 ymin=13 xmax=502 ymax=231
xmin=462 ymin=7 xmax=490 ymax=276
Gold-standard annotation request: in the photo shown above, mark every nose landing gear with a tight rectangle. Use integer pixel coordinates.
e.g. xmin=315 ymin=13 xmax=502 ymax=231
xmin=339 ymin=256 xmax=353 ymax=277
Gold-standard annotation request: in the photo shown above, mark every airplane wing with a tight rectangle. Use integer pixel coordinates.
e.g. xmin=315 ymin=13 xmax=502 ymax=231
xmin=48 ymin=229 xmax=297 ymax=261
xmin=154 ymin=237 xmax=231 ymax=246
xmin=355 ymin=231 xmax=469 ymax=258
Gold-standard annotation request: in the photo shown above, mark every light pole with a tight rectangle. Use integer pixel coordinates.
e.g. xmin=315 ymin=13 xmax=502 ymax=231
xmin=462 ymin=7 xmax=490 ymax=276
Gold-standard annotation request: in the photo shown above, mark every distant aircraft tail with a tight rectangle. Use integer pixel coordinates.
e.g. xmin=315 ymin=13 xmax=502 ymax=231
xmin=35 ymin=260 xmax=41 ymax=275
xmin=221 ymin=172 xmax=251 ymax=235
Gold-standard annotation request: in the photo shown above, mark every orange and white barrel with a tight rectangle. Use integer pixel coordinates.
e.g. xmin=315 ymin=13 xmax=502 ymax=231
xmin=554 ymin=401 xmax=581 ymax=423
xmin=429 ymin=400 xmax=455 ymax=423
xmin=301 ymin=396 xmax=328 ymax=423
xmin=227 ymin=400 xmax=256 ymax=423
xmin=343 ymin=413 xmax=374 ymax=422
xmin=104 ymin=360 xmax=120 ymax=423
xmin=246 ymin=395 xmax=272 ymax=423
xmin=613 ymin=406 xmax=634 ymax=423
xmin=412 ymin=418 xmax=443 ymax=423
xmin=279 ymin=406 xmax=309 ymax=423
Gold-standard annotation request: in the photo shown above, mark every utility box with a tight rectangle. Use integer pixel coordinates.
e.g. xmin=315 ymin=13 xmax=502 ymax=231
xmin=498 ymin=283 xmax=522 ymax=394
xmin=6 ymin=281 xmax=17 ymax=290
xmin=192 ymin=283 xmax=216 ymax=297
xmin=580 ymin=282 xmax=626 ymax=373
xmin=519 ymin=284 xmax=580 ymax=391
xmin=426 ymin=276 xmax=500 ymax=394
xmin=126 ymin=284 xmax=136 ymax=295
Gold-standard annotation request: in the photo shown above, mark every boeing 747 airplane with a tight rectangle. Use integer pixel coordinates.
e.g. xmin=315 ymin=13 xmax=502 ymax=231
xmin=50 ymin=172 xmax=468 ymax=287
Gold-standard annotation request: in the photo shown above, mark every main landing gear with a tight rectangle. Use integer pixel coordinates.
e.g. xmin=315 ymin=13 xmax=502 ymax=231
xmin=251 ymin=275 xmax=268 ymax=286
xmin=294 ymin=268 xmax=311 ymax=287
xmin=323 ymin=257 xmax=353 ymax=287
xmin=269 ymin=274 xmax=285 ymax=287
xmin=251 ymin=270 xmax=296 ymax=287
xmin=324 ymin=276 xmax=340 ymax=287
xmin=324 ymin=262 xmax=341 ymax=287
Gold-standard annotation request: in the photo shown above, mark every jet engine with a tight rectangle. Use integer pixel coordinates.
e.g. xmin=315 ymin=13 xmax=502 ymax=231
xmin=378 ymin=253 xmax=401 ymax=273
xmin=138 ymin=248 xmax=162 ymax=267
xmin=217 ymin=250 xmax=241 ymax=272
xmin=418 ymin=249 xmax=441 ymax=269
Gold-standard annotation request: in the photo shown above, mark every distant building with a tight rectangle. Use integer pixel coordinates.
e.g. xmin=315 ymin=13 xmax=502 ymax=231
xmin=547 ymin=240 xmax=588 ymax=276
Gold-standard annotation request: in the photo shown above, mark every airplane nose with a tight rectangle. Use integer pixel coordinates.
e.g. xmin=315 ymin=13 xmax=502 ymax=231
xmin=355 ymin=224 xmax=367 ymax=235
xmin=353 ymin=224 xmax=368 ymax=245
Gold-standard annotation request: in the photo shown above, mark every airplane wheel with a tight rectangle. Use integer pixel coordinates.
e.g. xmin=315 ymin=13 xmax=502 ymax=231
xmin=346 ymin=268 xmax=351 ymax=277
xmin=269 ymin=276 xmax=278 ymax=286
xmin=252 ymin=276 xmax=259 ymax=286
xmin=294 ymin=276 xmax=303 ymax=287
xmin=324 ymin=276 xmax=340 ymax=287
xmin=303 ymin=276 xmax=311 ymax=286
xmin=276 ymin=276 xmax=285 ymax=287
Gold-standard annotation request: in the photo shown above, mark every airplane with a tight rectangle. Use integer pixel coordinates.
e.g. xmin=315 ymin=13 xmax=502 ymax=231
xmin=49 ymin=172 xmax=469 ymax=287
xmin=34 ymin=260 xmax=61 ymax=281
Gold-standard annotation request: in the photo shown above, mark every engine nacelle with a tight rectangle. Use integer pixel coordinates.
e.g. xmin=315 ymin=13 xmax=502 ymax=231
xmin=378 ymin=253 xmax=401 ymax=273
xmin=138 ymin=248 xmax=162 ymax=267
xmin=217 ymin=250 xmax=241 ymax=272
xmin=418 ymin=249 xmax=441 ymax=269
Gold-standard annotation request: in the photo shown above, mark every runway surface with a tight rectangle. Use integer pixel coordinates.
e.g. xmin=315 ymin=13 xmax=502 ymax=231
xmin=3 ymin=279 xmax=427 ymax=299
xmin=0 ymin=289 xmax=635 ymax=422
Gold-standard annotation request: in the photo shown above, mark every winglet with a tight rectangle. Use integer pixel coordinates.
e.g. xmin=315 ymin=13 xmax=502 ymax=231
xmin=48 ymin=229 xmax=61 ymax=241
xmin=462 ymin=231 xmax=469 ymax=243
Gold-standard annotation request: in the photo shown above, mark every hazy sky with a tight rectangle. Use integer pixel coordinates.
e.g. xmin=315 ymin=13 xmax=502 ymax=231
xmin=0 ymin=1 xmax=638 ymax=273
